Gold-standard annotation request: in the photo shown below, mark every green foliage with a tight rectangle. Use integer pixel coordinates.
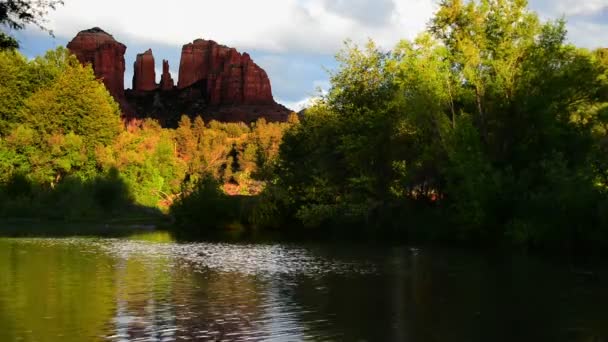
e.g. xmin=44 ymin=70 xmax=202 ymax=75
xmin=96 ymin=119 xmax=186 ymax=207
xmin=249 ymin=117 xmax=293 ymax=180
xmin=0 ymin=47 xmax=298 ymax=228
xmin=0 ymin=48 xmax=122 ymax=189
xmin=92 ymin=167 xmax=131 ymax=211
xmin=0 ymin=48 xmax=78 ymax=134
xmin=0 ymin=0 xmax=64 ymax=49
xmin=19 ymin=49 xmax=122 ymax=147
xmin=170 ymin=174 xmax=237 ymax=230
xmin=0 ymin=49 xmax=31 ymax=133
xmin=2 ymin=0 xmax=608 ymax=252
xmin=442 ymin=115 xmax=498 ymax=239
xmin=270 ymin=0 xmax=608 ymax=249
xmin=0 ymin=125 xmax=94 ymax=185
xmin=0 ymin=170 xmax=133 ymax=220
xmin=0 ymin=47 xmax=121 ymax=142
xmin=247 ymin=183 xmax=292 ymax=229
xmin=0 ymin=32 xmax=18 ymax=50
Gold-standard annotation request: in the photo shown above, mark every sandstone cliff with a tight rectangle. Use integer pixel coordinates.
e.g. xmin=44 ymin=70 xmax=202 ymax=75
xmin=177 ymin=39 xmax=273 ymax=105
xmin=67 ymin=28 xmax=291 ymax=126
xmin=132 ymin=49 xmax=156 ymax=91
xmin=159 ymin=60 xmax=175 ymax=91
xmin=66 ymin=28 xmax=127 ymax=109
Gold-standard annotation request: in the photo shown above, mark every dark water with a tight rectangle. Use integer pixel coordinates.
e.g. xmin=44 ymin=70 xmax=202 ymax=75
xmin=0 ymin=232 xmax=607 ymax=341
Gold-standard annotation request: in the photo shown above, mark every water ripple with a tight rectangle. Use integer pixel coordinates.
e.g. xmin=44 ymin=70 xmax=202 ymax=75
xmin=97 ymin=240 xmax=378 ymax=277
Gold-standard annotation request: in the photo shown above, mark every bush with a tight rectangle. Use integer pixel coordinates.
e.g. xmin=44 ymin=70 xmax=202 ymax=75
xmin=0 ymin=170 xmax=133 ymax=221
xmin=171 ymin=174 xmax=237 ymax=231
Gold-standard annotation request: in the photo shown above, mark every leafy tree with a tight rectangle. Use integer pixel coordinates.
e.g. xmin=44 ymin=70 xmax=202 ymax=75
xmin=0 ymin=0 xmax=63 ymax=49
xmin=171 ymin=173 xmax=236 ymax=230
xmin=248 ymin=117 xmax=293 ymax=180
xmin=19 ymin=48 xmax=122 ymax=147
xmin=96 ymin=119 xmax=186 ymax=207
xmin=270 ymin=0 xmax=608 ymax=247
xmin=0 ymin=47 xmax=75 ymax=134
xmin=0 ymin=49 xmax=32 ymax=133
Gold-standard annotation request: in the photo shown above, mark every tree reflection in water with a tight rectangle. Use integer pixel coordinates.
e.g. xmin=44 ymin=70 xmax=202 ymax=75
xmin=0 ymin=234 xmax=606 ymax=341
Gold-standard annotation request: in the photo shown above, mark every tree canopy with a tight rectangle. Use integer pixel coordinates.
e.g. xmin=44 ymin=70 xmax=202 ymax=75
xmin=1 ymin=0 xmax=607 ymax=251
xmin=0 ymin=0 xmax=63 ymax=49
xmin=269 ymin=0 xmax=608 ymax=248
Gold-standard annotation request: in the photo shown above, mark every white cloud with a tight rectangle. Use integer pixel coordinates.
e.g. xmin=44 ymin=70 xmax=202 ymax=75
xmin=321 ymin=0 xmax=397 ymax=26
xmin=278 ymin=78 xmax=328 ymax=111
xmin=278 ymin=97 xmax=313 ymax=112
xmin=22 ymin=0 xmax=608 ymax=103
xmin=547 ymin=0 xmax=608 ymax=16
xmin=47 ymin=0 xmax=436 ymax=54
xmin=528 ymin=0 xmax=608 ymax=48
xmin=566 ymin=20 xmax=608 ymax=48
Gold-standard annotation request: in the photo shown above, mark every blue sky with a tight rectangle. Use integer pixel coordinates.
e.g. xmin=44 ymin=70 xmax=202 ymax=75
xmin=9 ymin=0 xmax=608 ymax=110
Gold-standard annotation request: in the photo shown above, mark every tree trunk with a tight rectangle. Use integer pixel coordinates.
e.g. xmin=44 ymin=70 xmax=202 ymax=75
xmin=476 ymin=86 xmax=487 ymax=142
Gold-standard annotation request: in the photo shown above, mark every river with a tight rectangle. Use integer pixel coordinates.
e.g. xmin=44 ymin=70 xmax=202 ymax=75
xmin=0 ymin=232 xmax=606 ymax=341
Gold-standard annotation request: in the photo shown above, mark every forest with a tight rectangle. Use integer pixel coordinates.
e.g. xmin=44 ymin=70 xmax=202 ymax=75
xmin=1 ymin=0 xmax=608 ymax=251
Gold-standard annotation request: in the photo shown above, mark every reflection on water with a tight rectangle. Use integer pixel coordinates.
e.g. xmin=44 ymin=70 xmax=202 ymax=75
xmin=0 ymin=232 xmax=607 ymax=341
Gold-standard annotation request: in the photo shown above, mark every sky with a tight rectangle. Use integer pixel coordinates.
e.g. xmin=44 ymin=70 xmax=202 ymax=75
xmin=9 ymin=0 xmax=608 ymax=110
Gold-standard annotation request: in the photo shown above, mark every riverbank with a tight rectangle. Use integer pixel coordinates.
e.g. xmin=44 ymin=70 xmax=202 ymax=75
xmin=2 ymin=217 xmax=607 ymax=261
xmin=0 ymin=214 xmax=171 ymax=238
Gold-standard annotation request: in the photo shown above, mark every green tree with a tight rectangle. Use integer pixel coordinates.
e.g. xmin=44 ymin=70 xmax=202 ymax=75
xmin=0 ymin=0 xmax=63 ymax=49
xmin=0 ymin=50 xmax=31 ymax=133
xmin=19 ymin=47 xmax=122 ymax=147
xmin=269 ymin=0 xmax=608 ymax=247
xmin=97 ymin=119 xmax=186 ymax=207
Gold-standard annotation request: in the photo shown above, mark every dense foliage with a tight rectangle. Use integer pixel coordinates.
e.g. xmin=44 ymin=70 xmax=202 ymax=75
xmin=0 ymin=0 xmax=63 ymax=49
xmin=0 ymin=46 xmax=295 ymax=220
xmin=264 ymin=0 xmax=608 ymax=249
xmin=1 ymin=0 xmax=607 ymax=251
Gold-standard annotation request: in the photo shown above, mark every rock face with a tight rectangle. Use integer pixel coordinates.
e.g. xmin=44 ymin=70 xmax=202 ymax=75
xmin=66 ymin=27 xmax=127 ymax=104
xmin=67 ymin=28 xmax=291 ymax=126
xmin=132 ymin=49 xmax=156 ymax=91
xmin=177 ymin=39 xmax=273 ymax=105
xmin=160 ymin=60 xmax=174 ymax=91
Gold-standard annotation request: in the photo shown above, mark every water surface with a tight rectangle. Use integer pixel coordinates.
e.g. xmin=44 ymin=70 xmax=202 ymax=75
xmin=0 ymin=232 xmax=606 ymax=341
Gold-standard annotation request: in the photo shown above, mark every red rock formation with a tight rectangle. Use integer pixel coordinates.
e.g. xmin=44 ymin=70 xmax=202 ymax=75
xmin=132 ymin=49 xmax=156 ymax=91
xmin=177 ymin=39 xmax=274 ymax=105
xmin=67 ymin=28 xmax=290 ymax=124
xmin=67 ymin=27 xmax=126 ymax=104
xmin=160 ymin=60 xmax=174 ymax=91
xmin=242 ymin=53 xmax=272 ymax=104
